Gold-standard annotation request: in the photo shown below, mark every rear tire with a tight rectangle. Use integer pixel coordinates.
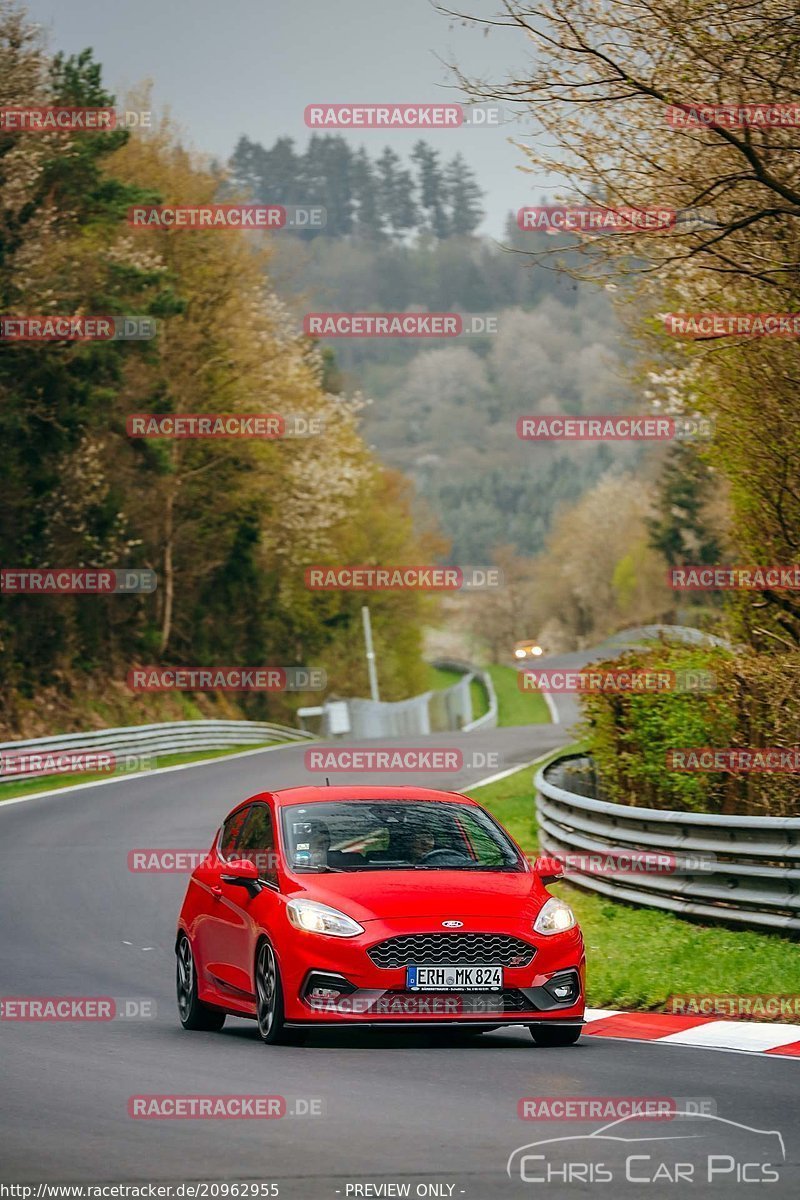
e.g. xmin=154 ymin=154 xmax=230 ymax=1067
xmin=529 ymin=1023 xmax=582 ymax=1047
xmin=176 ymin=933 xmax=226 ymax=1031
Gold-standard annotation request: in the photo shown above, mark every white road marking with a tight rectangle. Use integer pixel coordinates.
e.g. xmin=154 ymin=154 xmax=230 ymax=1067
xmin=583 ymin=1008 xmax=623 ymax=1023
xmin=468 ymin=749 xmax=560 ymax=791
xmin=658 ymin=1020 xmax=800 ymax=1052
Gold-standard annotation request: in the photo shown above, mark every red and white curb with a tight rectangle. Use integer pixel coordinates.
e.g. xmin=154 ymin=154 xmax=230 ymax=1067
xmin=583 ymin=1008 xmax=800 ymax=1058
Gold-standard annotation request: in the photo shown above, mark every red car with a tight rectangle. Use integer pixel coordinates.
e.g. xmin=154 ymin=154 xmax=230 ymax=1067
xmin=175 ymin=785 xmax=585 ymax=1045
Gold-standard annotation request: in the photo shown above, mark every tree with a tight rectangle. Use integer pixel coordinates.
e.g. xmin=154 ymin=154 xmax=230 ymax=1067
xmin=0 ymin=28 xmax=164 ymax=693
xmin=226 ymin=135 xmax=268 ymax=197
xmin=447 ymin=0 xmax=800 ymax=646
xmin=0 ymin=5 xmax=441 ymax=733
xmin=411 ymin=141 xmax=450 ymax=238
xmin=648 ymin=442 xmax=726 ymax=568
xmin=351 ymin=147 xmax=384 ymax=239
xmin=301 ymin=134 xmax=354 ymax=236
xmin=530 ymin=474 xmax=672 ymax=648
xmin=444 ymin=153 xmax=484 ymax=235
xmin=376 ymin=147 xmax=418 ymax=238
xmin=228 ymin=135 xmax=305 ymax=207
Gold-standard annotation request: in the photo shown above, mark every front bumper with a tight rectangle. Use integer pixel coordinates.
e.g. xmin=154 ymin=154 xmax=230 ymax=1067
xmin=278 ymin=916 xmax=585 ymax=1025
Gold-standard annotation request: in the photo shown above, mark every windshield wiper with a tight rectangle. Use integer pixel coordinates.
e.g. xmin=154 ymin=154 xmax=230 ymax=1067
xmin=414 ymin=862 xmax=520 ymax=871
xmin=294 ymin=864 xmax=345 ymax=873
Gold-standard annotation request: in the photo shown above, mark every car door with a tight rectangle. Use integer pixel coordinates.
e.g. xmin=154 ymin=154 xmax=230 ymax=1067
xmin=196 ymin=804 xmax=256 ymax=1005
xmin=209 ymin=802 xmax=281 ymax=1001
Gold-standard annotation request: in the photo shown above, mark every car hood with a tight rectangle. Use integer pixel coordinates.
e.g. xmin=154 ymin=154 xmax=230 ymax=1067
xmin=286 ymin=868 xmax=543 ymax=922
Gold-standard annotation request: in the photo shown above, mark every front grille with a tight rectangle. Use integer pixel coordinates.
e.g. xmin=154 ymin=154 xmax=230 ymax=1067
xmin=380 ymin=989 xmax=534 ymax=1014
xmin=367 ymin=933 xmax=536 ymax=969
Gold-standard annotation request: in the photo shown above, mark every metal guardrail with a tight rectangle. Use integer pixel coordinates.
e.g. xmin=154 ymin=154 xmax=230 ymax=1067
xmin=299 ymin=661 xmax=498 ymax=738
xmin=0 ymin=719 xmax=313 ymax=781
xmin=535 ymin=752 xmax=800 ymax=933
xmin=428 ymin=659 xmax=498 ymax=732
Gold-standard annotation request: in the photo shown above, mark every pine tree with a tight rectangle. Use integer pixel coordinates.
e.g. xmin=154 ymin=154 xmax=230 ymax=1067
xmin=302 ymin=134 xmax=354 ymax=236
xmin=444 ymin=153 xmax=485 ymax=235
xmin=647 ymin=442 xmax=722 ymax=567
xmin=411 ymin=141 xmax=449 ymax=238
xmin=351 ymin=148 xmax=384 ymax=239
xmin=228 ymin=135 xmax=269 ymax=198
xmin=376 ymin=147 xmax=418 ymax=238
xmin=261 ymin=136 xmax=305 ymax=204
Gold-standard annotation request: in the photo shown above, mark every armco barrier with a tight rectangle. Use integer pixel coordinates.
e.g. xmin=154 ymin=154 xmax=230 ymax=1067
xmin=299 ymin=660 xmax=498 ymax=739
xmin=0 ymin=719 xmax=313 ymax=782
xmin=535 ymin=752 xmax=800 ymax=932
xmin=428 ymin=658 xmax=498 ymax=733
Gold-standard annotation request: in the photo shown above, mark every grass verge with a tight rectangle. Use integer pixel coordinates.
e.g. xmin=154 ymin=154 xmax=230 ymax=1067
xmin=426 ymin=662 xmax=549 ymax=726
xmin=487 ymin=664 xmax=550 ymax=726
xmin=467 ymin=760 xmax=800 ymax=1015
xmin=425 ymin=664 xmax=489 ymax=722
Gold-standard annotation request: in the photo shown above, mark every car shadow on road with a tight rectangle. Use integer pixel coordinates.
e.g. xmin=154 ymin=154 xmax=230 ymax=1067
xmin=218 ymin=1019 xmax=587 ymax=1051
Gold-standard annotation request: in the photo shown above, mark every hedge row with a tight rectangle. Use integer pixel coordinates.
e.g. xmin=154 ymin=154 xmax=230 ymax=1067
xmin=581 ymin=643 xmax=800 ymax=816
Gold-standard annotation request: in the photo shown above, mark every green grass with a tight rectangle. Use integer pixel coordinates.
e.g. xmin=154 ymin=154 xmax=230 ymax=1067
xmin=0 ymin=741 xmax=287 ymax=804
xmin=425 ymin=665 xmax=463 ymax=691
xmin=470 ymin=677 xmax=489 ymax=720
xmin=426 ymin=662 xmax=549 ymax=727
xmin=467 ymin=760 xmax=800 ymax=1016
xmin=487 ymin=663 xmax=550 ymax=726
xmin=425 ymin=664 xmax=489 ymax=722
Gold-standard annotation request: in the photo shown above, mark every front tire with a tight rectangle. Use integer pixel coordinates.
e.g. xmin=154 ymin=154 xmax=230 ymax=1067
xmin=529 ymin=1023 xmax=582 ymax=1047
xmin=255 ymin=939 xmax=303 ymax=1045
xmin=176 ymin=933 xmax=226 ymax=1031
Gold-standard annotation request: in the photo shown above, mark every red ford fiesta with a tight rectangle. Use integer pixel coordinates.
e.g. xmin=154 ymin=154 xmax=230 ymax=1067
xmin=175 ymin=785 xmax=586 ymax=1045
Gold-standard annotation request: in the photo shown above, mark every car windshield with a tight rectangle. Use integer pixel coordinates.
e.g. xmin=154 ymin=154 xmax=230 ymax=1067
xmin=281 ymin=801 xmax=524 ymax=873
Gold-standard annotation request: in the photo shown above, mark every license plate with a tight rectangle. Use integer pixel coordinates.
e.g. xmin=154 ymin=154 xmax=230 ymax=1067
xmin=406 ymin=965 xmax=503 ymax=991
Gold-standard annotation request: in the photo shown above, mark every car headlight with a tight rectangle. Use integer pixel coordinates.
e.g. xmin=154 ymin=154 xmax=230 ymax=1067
xmin=286 ymin=899 xmax=364 ymax=938
xmin=514 ymin=648 xmax=527 ymax=658
xmin=533 ymin=896 xmax=576 ymax=935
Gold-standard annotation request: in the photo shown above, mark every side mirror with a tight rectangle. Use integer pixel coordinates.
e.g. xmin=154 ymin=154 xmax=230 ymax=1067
xmin=532 ymin=855 xmax=564 ymax=886
xmin=221 ymin=858 xmax=261 ymax=885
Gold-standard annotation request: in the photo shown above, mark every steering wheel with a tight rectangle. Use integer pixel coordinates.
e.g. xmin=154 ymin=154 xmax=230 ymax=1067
xmin=417 ymin=847 xmax=472 ymax=865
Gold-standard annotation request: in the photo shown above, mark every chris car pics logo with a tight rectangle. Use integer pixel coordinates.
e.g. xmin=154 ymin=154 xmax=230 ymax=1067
xmin=507 ymin=1112 xmax=785 ymax=1186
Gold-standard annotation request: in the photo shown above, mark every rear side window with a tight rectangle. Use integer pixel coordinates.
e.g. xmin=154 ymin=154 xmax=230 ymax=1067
xmin=219 ymin=807 xmax=250 ymax=860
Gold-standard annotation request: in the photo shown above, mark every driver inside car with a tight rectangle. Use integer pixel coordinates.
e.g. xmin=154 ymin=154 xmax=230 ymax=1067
xmin=409 ymin=828 xmax=435 ymax=860
xmin=388 ymin=823 xmax=436 ymax=863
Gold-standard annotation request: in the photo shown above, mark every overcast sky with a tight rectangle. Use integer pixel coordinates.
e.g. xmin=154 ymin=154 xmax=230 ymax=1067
xmin=24 ymin=0 xmax=554 ymax=235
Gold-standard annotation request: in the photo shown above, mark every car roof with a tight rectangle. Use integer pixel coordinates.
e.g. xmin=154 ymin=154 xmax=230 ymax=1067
xmin=228 ymin=784 xmax=480 ymax=818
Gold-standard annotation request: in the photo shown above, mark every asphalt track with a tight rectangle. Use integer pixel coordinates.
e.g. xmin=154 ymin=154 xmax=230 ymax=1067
xmin=2 ymin=714 xmax=798 ymax=1196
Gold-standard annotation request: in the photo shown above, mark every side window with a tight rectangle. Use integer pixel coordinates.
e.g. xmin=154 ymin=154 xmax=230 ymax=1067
xmin=237 ymin=805 xmax=278 ymax=885
xmin=219 ymin=807 xmax=251 ymax=860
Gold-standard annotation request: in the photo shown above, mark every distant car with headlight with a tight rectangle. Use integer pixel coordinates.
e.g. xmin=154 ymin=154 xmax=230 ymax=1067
xmin=175 ymin=785 xmax=585 ymax=1045
xmin=514 ymin=638 xmax=544 ymax=660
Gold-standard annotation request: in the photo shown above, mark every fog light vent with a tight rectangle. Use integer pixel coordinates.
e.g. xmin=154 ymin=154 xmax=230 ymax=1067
xmin=543 ymin=971 xmax=580 ymax=1005
xmin=303 ymin=971 xmax=356 ymax=1003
